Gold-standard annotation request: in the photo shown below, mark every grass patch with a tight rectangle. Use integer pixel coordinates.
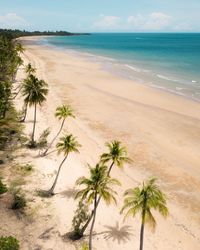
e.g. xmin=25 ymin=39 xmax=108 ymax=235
xmin=0 ymin=236 xmax=19 ymax=250
xmin=0 ymin=179 xmax=8 ymax=194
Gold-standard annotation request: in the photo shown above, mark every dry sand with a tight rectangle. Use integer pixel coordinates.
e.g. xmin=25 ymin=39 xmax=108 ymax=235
xmin=12 ymin=36 xmax=200 ymax=249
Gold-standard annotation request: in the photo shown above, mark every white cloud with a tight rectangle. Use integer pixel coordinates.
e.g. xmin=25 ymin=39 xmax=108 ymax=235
xmin=127 ymin=14 xmax=145 ymax=28
xmin=0 ymin=13 xmax=28 ymax=29
xmin=127 ymin=12 xmax=172 ymax=31
xmin=92 ymin=15 xmax=121 ymax=30
xmin=144 ymin=12 xmax=172 ymax=30
xmin=92 ymin=12 xmax=193 ymax=32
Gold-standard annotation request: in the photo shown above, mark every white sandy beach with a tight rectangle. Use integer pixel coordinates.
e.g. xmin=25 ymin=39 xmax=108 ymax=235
xmin=12 ymin=36 xmax=200 ymax=249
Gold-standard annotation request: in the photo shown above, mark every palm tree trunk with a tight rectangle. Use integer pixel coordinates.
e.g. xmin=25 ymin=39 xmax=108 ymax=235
xmin=48 ymin=154 xmax=68 ymax=195
xmin=89 ymin=193 xmax=97 ymax=250
xmin=140 ymin=197 xmax=146 ymax=250
xmin=20 ymin=102 xmax=28 ymax=122
xmin=43 ymin=118 xmax=65 ymax=155
xmin=139 ymin=222 xmax=145 ymax=250
xmin=80 ymin=161 xmax=114 ymax=234
xmin=11 ymin=85 xmax=23 ymax=99
xmin=107 ymin=161 xmax=114 ymax=176
xmin=31 ymin=103 xmax=37 ymax=146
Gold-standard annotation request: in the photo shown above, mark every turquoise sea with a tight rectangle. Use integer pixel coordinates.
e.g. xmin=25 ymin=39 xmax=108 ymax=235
xmin=40 ymin=33 xmax=200 ymax=101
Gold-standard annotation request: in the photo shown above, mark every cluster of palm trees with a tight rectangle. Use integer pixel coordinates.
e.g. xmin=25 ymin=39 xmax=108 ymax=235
xmin=18 ymin=62 xmax=169 ymax=250
xmin=72 ymin=142 xmax=169 ymax=250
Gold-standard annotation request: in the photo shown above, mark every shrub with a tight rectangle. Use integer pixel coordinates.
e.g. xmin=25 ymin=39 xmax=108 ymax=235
xmin=71 ymin=200 xmax=89 ymax=238
xmin=11 ymin=192 xmax=26 ymax=210
xmin=20 ymin=163 xmax=33 ymax=174
xmin=79 ymin=242 xmax=89 ymax=250
xmin=37 ymin=128 xmax=50 ymax=149
xmin=0 ymin=236 xmax=19 ymax=250
xmin=0 ymin=179 xmax=8 ymax=194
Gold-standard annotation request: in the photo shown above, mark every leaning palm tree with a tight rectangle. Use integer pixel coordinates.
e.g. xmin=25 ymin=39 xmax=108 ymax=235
xmin=100 ymin=140 xmax=131 ymax=175
xmin=121 ymin=178 xmax=169 ymax=250
xmin=22 ymin=74 xmax=48 ymax=146
xmin=48 ymin=134 xmax=81 ymax=195
xmin=80 ymin=140 xmax=131 ymax=235
xmin=43 ymin=104 xmax=75 ymax=155
xmin=76 ymin=163 xmax=120 ymax=250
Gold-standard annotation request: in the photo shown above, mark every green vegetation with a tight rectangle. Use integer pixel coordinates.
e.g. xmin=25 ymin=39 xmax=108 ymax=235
xmin=11 ymin=190 xmax=27 ymax=210
xmin=0 ymin=236 xmax=19 ymax=250
xmin=79 ymin=242 xmax=89 ymax=250
xmin=71 ymin=200 xmax=90 ymax=239
xmin=100 ymin=140 xmax=131 ymax=175
xmin=0 ymin=33 xmax=24 ymax=151
xmin=0 ymin=29 xmax=90 ymax=39
xmin=0 ymin=179 xmax=8 ymax=194
xmin=37 ymin=128 xmax=51 ymax=151
xmin=76 ymin=163 xmax=120 ymax=250
xmin=121 ymin=178 xmax=169 ymax=250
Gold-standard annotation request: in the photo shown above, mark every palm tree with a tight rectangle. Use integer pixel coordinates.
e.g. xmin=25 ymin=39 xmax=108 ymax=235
xmin=43 ymin=105 xmax=75 ymax=155
xmin=20 ymin=69 xmax=36 ymax=123
xmin=22 ymin=74 xmax=48 ymax=146
xmin=76 ymin=163 xmax=120 ymax=250
xmin=25 ymin=63 xmax=36 ymax=75
xmin=101 ymin=140 xmax=131 ymax=175
xmin=80 ymin=140 xmax=131 ymax=235
xmin=48 ymin=134 xmax=81 ymax=195
xmin=121 ymin=178 xmax=169 ymax=250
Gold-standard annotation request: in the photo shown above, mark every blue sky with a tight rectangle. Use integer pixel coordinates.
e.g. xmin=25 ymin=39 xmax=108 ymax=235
xmin=0 ymin=0 xmax=200 ymax=32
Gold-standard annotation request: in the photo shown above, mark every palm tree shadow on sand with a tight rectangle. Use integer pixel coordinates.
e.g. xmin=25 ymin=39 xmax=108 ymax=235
xmin=59 ymin=187 xmax=79 ymax=199
xmin=94 ymin=222 xmax=133 ymax=244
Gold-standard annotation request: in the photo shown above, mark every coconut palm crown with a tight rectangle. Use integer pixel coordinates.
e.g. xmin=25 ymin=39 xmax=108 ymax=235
xmin=100 ymin=140 xmax=131 ymax=174
xmin=56 ymin=134 xmax=81 ymax=156
xmin=55 ymin=104 xmax=75 ymax=120
xmin=76 ymin=163 xmax=120 ymax=205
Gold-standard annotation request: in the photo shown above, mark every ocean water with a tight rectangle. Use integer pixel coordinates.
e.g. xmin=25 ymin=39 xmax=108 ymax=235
xmin=40 ymin=33 xmax=200 ymax=101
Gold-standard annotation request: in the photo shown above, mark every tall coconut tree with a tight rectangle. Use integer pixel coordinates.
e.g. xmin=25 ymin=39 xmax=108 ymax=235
xmin=80 ymin=140 xmax=131 ymax=235
xmin=43 ymin=104 xmax=75 ymax=155
xmin=20 ymin=64 xmax=36 ymax=123
xmin=121 ymin=178 xmax=169 ymax=250
xmin=76 ymin=163 xmax=120 ymax=250
xmin=48 ymin=134 xmax=81 ymax=195
xmin=22 ymin=74 xmax=48 ymax=146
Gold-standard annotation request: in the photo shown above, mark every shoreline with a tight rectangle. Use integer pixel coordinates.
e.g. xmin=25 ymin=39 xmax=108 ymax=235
xmin=15 ymin=36 xmax=200 ymax=249
xmin=31 ymin=35 xmax=200 ymax=103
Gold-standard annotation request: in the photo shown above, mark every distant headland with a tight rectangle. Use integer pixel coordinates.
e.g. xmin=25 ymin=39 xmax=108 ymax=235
xmin=0 ymin=29 xmax=90 ymax=39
